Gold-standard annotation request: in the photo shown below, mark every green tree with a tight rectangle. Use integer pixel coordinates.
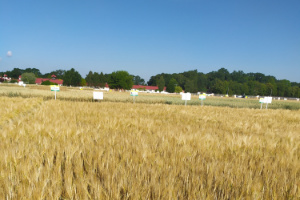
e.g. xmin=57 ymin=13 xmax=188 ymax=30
xmin=228 ymin=81 xmax=240 ymax=95
xmin=21 ymin=72 xmax=36 ymax=84
xmin=277 ymin=79 xmax=291 ymax=97
xmin=172 ymin=73 xmax=186 ymax=89
xmin=290 ymin=86 xmax=299 ymax=97
xmin=231 ymin=70 xmax=247 ymax=83
xmin=133 ymin=75 xmax=145 ymax=85
xmin=80 ymin=78 xmax=87 ymax=86
xmin=266 ymin=83 xmax=277 ymax=96
xmin=258 ymin=83 xmax=267 ymax=96
xmin=157 ymin=76 xmax=165 ymax=92
xmin=175 ymin=86 xmax=183 ymax=93
xmin=197 ymin=73 xmax=208 ymax=92
xmin=91 ymin=72 xmax=101 ymax=86
xmin=184 ymin=79 xmax=198 ymax=93
xmin=248 ymin=81 xmax=260 ymax=95
xmin=241 ymin=83 xmax=249 ymax=95
xmin=85 ymin=71 xmax=106 ymax=87
xmin=147 ymin=75 xmax=157 ymax=86
xmin=43 ymin=69 xmax=65 ymax=79
xmin=41 ymin=80 xmax=58 ymax=85
xmin=98 ymin=72 xmax=106 ymax=88
xmin=9 ymin=68 xmax=23 ymax=79
xmin=212 ymin=79 xmax=227 ymax=94
xmin=63 ymin=68 xmax=82 ymax=86
xmin=166 ymin=78 xmax=177 ymax=93
xmin=85 ymin=71 xmax=93 ymax=86
xmin=108 ymin=71 xmax=133 ymax=90
xmin=24 ymin=68 xmax=42 ymax=77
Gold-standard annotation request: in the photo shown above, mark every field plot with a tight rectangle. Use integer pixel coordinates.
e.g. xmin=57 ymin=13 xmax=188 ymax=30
xmin=1 ymin=84 xmax=300 ymax=110
xmin=0 ymin=97 xmax=299 ymax=199
xmin=0 ymin=97 xmax=43 ymax=127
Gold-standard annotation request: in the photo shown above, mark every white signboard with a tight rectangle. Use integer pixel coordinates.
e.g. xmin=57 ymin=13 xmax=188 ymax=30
xmin=51 ymin=86 xmax=60 ymax=91
xmin=259 ymin=97 xmax=272 ymax=104
xmin=181 ymin=93 xmax=191 ymax=101
xmin=259 ymin=98 xmax=265 ymax=103
xmin=264 ymin=97 xmax=272 ymax=104
xmin=50 ymin=86 xmax=60 ymax=100
xmin=199 ymin=94 xmax=206 ymax=100
xmin=259 ymin=97 xmax=272 ymax=109
xmin=130 ymin=90 xmax=138 ymax=96
xmin=93 ymin=92 xmax=103 ymax=100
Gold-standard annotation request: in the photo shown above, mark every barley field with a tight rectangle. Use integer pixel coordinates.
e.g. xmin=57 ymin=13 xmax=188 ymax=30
xmin=0 ymin=95 xmax=299 ymax=199
xmin=1 ymin=84 xmax=300 ymax=110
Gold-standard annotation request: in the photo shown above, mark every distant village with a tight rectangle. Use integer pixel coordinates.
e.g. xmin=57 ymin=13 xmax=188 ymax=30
xmin=0 ymin=74 xmax=168 ymax=93
xmin=0 ymin=74 xmax=63 ymax=86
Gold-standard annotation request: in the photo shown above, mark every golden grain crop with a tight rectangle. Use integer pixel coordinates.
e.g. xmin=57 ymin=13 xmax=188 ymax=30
xmin=0 ymin=97 xmax=299 ymax=199
xmin=1 ymin=84 xmax=300 ymax=110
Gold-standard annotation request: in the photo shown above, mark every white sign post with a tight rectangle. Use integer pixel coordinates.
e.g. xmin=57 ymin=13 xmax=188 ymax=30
xmin=130 ymin=90 xmax=138 ymax=104
xmin=259 ymin=98 xmax=264 ymax=109
xmin=181 ymin=93 xmax=191 ymax=106
xmin=259 ymin=97 xmax=272 ymax=109
xmin=93 ymin=92 xmax=103 ymax=101
xmin=264 ymin=97 xmax=272 ymax=109
xmin=50 ymin=86 xmax=60 ymax=100
xmin=199 ymin=93 xmax=206 ymax=106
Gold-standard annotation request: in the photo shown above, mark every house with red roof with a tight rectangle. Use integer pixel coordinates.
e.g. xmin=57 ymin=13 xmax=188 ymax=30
xmin=1 ymin=74 xmax=11 ymax=82
xmin=35 ymin=78 xmax=63 ymax=85
xmin=19 ymin=74 xmax=63 ymax=85
xmin=35 ymin=74 xmax=63 ymax=85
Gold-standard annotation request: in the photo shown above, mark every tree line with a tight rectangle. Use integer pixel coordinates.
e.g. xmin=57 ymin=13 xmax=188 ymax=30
xmin=0 ymin=68 xmax=135 ymax=90
xmin=1 ymin=67 xmax=299 ymax=97
xmin=148 ymin=68 xmax=300 ymax=97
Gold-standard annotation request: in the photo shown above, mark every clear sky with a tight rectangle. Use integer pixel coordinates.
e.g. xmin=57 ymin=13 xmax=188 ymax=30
xmin=1 ymin=0 xmax=299 ymax=82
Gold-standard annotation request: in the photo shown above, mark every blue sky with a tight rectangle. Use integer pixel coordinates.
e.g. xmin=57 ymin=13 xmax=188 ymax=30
xmin=1 ymin=0 xmax=299 ymax=82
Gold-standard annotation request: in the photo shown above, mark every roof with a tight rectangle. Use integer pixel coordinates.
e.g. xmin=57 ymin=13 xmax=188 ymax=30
xmin=35 ymin=78 xmax=63 ymax=85
xmin=132 ymin=85 xmax=166 ymax=91
xmin=51 ymin=74 xmax=56 ymax=77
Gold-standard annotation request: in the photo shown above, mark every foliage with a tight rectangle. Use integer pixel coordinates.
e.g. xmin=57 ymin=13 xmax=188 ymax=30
xmin=10 ymin=79 xmax=19 ymax=83
xmin=108 ymin=71 xmax=133 ymax=90
xmin=184 ymin=79 xmax=198 ymax=93
xmin=2 ymin=67 xmax=300 ymax=97
xmin=136 ymin=87 xmax=146 ymax=91
xmin=21 ymin=72 xmax=36 ymax=84
xmin=2 ymin=68 xmax=42 ymax=79
xmin=41 ymin=80 xmax=58 ymax=85
xmin=23 ymin=68 xmax=42 ymax=77
xmin=43 ymin=69 xmax=65 ymax=79
xmin=174 ymin=86 xmax=183 ymax=93
xmin=63 ymin=68 xmax=82 ymax=86
xmin=132 ymin=75 xmax=145 ymax=85
xmin=80 ymin=78 xmax=87 ymax=86
xmin=212 ymin=79 xmax=227 ymax=94
xmin=85 ymin=71 xmax=106 ymax=87
xmin=147 ymin=68 xmax=300 ymax=97
xmin=166 ymin=78 xmax=178 ymax=93
xmin=157 ymin=76 xmax=165 ymax=92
